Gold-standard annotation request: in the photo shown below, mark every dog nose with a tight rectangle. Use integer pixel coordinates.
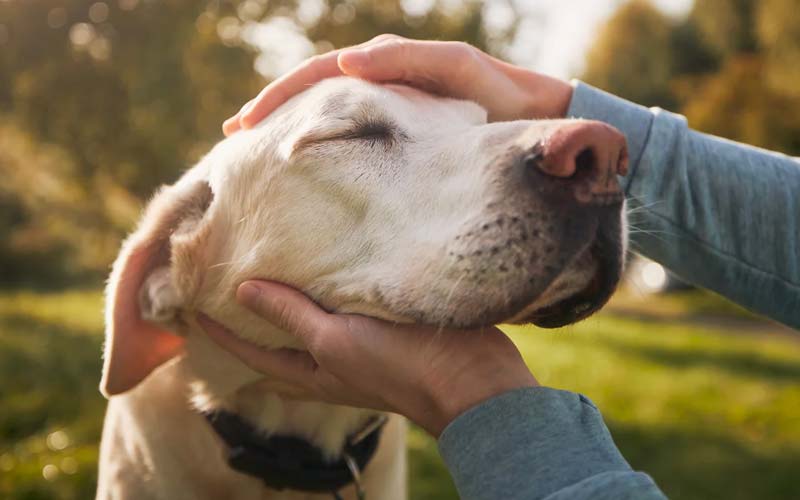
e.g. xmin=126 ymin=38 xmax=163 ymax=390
xmin=524 ymin=121 xmax=628 ymax=204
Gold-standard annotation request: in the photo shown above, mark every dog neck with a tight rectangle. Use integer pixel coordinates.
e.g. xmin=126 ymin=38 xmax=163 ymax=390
xmin=179 ymin=321 xmax=379 ymax=456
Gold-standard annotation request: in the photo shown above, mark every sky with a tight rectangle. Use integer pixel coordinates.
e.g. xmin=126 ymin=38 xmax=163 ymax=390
xmin=244 ymin=0 xmax=695 ymax=81
xmin=505 ymin=0 xmax=695 ymax=79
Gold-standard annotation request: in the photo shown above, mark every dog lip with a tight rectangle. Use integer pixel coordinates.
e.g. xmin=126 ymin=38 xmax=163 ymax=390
xmin=526 ymin=224 xmax=622 ymax=328
xmin=528 ymin=268 xmax=605 ymax=328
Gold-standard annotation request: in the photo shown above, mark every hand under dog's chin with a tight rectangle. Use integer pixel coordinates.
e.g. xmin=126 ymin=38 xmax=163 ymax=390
xmin=182 ymin=326 xmax=379 ymax=455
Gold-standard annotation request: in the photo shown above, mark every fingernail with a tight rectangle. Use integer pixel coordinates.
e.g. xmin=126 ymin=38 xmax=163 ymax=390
xmin=340 ymin=50 xmax=370 ymax=72
xmin=237 ymin=282 xmax=263 ymax=308
xmin=222 ymin=118 xmax=237 ymax=136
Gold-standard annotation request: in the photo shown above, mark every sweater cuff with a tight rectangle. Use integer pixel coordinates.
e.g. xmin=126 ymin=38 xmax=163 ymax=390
xmin=438 ymin=387 xmax=632 ymax=500
xmin=566 ymin=80 xmax=656 ymax=193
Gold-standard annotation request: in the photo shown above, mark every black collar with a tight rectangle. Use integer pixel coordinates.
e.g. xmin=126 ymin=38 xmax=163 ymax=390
xmin=202 ymin=409 xmax=385 ymax=497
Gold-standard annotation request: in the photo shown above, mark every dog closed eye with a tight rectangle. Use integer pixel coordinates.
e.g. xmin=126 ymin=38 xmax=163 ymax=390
xmin=330 ymin=119 xmax=400 ymax=143
xmin=292 ymin=119 xmax=405 ymax=155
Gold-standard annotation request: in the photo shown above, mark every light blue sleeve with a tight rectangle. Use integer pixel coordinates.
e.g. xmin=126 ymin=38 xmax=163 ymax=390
xmin=437 ymin=82 xmax=800 ymax=500
xmin=568 ymin=81 xmax=800 ymax=329
xmin=438 ymin=387 xmax=666 ymax=500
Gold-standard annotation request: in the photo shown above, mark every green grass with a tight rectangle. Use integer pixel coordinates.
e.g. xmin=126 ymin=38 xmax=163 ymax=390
xmin=1 ymin=289 xmax=798 ymax=499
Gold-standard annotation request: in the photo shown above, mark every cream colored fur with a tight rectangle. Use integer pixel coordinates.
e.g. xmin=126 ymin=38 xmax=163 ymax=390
xmin=97 ymin=77 xmax=625 ymax=499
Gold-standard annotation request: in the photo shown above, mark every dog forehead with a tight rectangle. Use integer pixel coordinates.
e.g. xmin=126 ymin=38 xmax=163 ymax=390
xmin=202 ymin=76 xmax=489 ymax=195
xmin=300 ymin=77 xmax=488 ymax=127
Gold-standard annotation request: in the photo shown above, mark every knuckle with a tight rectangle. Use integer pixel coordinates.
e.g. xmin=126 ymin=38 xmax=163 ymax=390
xmin=341 ymin=315 xmax=361 ymax=337
xmin=371 ymin=33 xmax=400 ymax=44
xmin=307 ymin=317 xmax=348 ymax=357
xmin=385 ymin=39 xmax=412 ymax=78
xmin=308 ymin=325 xmax=340 ymax=354
xmin=451 ymin=41 xmax=476 ymax=62
xmin=448 ymin=42 xmax=481 ymax=79
xmin=271 ymin=297 xmax=298 ymax=329
xmin=392 ymin=37 xmax=411 ymax=50
xmin=303 ymin=55 xmax=322 ymax=71
xmin=306 ymin=324 xmax=334 ymax=353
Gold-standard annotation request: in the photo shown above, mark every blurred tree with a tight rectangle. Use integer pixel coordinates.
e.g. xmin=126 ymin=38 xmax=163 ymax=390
xmin=690 ymin=0 xmax=758 ymax=55
xmin=583 ymin=1 xmax=676 ymax=108
xmin=756 ymin=0 xmax=800 ymax=98
xmin=0 ymin=122 xmax=125 ymax=286
xmin=681 ymin=56 xmax=800 ymax=153
xmin=668 ymin=18 xmax=720 ymax=76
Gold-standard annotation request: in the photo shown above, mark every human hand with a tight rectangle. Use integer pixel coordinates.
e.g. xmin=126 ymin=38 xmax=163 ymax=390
xmin=223 ymin=34 xmax=573 ymax=135
xmin=197 ymin=280 xmax=538 ymax=437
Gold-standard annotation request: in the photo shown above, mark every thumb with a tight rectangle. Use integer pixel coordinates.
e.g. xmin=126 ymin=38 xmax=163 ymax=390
xmin=197 ymin=313 xmax=319 ymax=381
xmin=236 ymin=281 xmax=336 ymax=348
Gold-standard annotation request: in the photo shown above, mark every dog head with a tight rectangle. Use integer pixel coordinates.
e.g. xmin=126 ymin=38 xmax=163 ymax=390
xmin=102 ymin=77 xmax=627 ymax=396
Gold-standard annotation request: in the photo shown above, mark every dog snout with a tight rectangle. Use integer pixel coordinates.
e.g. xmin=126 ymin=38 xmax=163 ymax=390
xmin=522 ymin=121 xmax=628 ymax=205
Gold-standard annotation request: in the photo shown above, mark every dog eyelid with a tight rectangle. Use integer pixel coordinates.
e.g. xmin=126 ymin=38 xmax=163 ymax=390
xmin=320 ymin=122 xmax=402 ymax=145
xmin=291 ymin=118 xmax=407 ymax=155
xmin=347 ymin=120 xmax=394 ymax=140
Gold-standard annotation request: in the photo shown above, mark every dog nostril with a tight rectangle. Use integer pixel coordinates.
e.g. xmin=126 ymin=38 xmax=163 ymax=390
xmin=574 ymin=148 xmax=596 ymax=178
xmin=523 ymin=149 xmax=544 ymax=171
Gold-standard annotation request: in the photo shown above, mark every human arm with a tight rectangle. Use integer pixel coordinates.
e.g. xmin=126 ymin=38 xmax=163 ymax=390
xmin=439 ymin=387 xmax=666 ymax=500
xmin=567 ymin=82 xmax=800 ymax=329
xmin=199 ymin=280 xmax=667 ymax=499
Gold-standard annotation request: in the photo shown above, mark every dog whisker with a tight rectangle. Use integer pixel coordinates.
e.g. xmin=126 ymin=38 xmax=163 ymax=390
xmin=625 ymin=199 xmax=665 ymax=215
xmin=207 ymin=260 xmax=236 ymax=270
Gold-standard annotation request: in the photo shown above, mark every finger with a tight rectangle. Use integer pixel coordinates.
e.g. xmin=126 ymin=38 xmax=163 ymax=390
xmin=222 ymin=99 xmax=254 ymax=136
xmin=223 ymin=99 xmax=254 ymax=135
xmin=197 ymin=313 xmax=319 ymax=380
xmin=236 ymin=281 xmax=340 ymax=348
xmin=338 ymin=39 xmax=479 ymax=93
xmin=222 ymin=115 xmax=241 ymax=136
xmin=240 ymin=51 xmax=344 ymax=128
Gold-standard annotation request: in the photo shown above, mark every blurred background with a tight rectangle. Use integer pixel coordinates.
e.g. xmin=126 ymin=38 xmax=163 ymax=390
xmin=1 ymin=0 xmax=799 ymax=498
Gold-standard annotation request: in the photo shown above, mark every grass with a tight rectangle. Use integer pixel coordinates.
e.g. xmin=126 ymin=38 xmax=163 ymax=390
xmin=1 ymin=288 xmax=798 ymax=499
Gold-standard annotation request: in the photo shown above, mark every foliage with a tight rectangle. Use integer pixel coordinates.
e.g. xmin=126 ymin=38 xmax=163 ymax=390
xmin=756 ymin=0 xmax=800 ymax=97
xmin=2 ymin=289 xmax=799 ymax=499
xmin=681 ymin=56 xmax=800 ymax=153
xmin=583 ymin=1 xmax=677 ymax=108
xmin=583 ymin=0 xmax=800 ymax=154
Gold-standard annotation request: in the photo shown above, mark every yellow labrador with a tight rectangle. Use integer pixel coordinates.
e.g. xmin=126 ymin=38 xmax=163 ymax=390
xmin=97 ymin=77 xmax=628 ymax=499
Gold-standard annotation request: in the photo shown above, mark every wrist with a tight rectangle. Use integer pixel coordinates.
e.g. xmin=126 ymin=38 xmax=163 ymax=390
xmin=417 ymin=369 xmax=538 ymax=437
xmin=518 ymin=71 xmax=573 ymax=119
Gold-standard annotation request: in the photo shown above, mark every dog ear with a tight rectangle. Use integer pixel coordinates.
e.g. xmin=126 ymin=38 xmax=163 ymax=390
xmin=101 ymin=178 xmax=214 ymax=397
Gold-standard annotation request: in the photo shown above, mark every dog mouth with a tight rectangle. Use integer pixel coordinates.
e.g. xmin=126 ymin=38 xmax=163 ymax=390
xmin=520 ymin=222 xmax=623 ymax=328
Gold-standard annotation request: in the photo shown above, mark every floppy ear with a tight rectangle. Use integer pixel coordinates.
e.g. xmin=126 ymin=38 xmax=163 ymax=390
xmin=101 ymin=179 xmax=213 ymax=397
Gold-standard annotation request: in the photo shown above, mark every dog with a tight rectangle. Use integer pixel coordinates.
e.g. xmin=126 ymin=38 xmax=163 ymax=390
xmin=96 ymin=76 xmax=628 ymax=499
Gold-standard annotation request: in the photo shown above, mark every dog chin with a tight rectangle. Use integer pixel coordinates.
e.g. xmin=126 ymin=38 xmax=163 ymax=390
xmin=452 ymin=235 xmax=623 ymax=329
xmin=516 ymin=250 xmax=622 ymax=327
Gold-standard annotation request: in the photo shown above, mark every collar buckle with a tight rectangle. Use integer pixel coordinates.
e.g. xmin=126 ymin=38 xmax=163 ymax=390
xmin=349 ymin=415 xmax=388 ymax=447
xmin=341 ymin=451 xmax=365 ymax=500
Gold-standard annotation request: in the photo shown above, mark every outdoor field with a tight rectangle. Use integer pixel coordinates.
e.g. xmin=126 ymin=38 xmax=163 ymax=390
xmin=1 ymin=288 xmax=798 ymax=500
